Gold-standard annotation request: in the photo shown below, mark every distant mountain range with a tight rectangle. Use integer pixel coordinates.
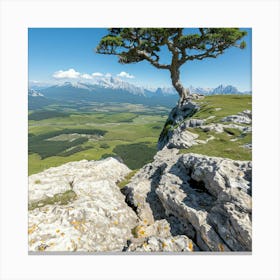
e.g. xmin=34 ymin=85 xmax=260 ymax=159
xmin=28 ymin=77 xmax=251 ymax=110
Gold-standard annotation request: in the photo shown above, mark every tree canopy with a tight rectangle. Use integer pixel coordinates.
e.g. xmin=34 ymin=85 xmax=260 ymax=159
xmin=96 ymin=28 xmax=247 ymax=102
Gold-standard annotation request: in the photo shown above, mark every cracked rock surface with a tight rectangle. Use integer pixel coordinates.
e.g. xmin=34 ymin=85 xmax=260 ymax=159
xmin=28 ymin=158 xmax=138 ymax=252
xmin=123 ymin=148 xmax=252 ymax=252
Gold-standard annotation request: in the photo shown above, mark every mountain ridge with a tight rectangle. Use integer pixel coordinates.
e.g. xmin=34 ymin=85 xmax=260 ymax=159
xmin=28 ymin=78 xmax=251 ymax=110
xmin=29 ymin=77 xmax=251 ymax=97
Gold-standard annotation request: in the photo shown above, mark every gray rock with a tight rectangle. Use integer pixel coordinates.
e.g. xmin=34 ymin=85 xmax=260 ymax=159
xmin=167 ymin=129 xmax=199 ymax=149
xmin=185 ymin=119 xmax=205 ymax=127
xmin=158 ymin=101 xmax=200 ymax=150
xmin=243 ymin=143 xmax=252 ymax=149
xmin=28 ymin=158 xmax=138 ymax=252
xmin=221 ymin=110 xmax=252 ymax=124
xmin=127 ymin=235 xmax=198 ymax=252
xmin=124 ymin=150 xmax=252 ymax=252
xmin=201 ymin=123 xmax=251 ymax=134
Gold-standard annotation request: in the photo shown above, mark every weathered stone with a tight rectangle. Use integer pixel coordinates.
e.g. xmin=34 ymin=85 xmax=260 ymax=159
xmin=167 ymin=129 xmax=199 ymax=149
xmin=28 ymin=158 xmax=138 ymax=252
xmin=221 ymin=110 xmax=252 ymax=124
xmin=125 ymin=150 xmax=252 ymax=252
xmin=158 ymin=101 xmax=200 ymax=150
xmin=29 ymin=158 xmax=130 ymax=203
xmin=127 ymin=235 xmax=198 ymax=252
xmin=201 ymin=123 xmax=251 ymax=134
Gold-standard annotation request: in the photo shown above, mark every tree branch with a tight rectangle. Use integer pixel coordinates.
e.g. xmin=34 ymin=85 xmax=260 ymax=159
xmin=136 ymin=50 xmax=170 ymax=69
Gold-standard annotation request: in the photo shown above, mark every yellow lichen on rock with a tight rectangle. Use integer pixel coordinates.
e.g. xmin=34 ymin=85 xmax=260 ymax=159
xmin=29 ymin=239 xmax=36 ymax=245
xmin=28 ymin=225 xmax=37 ymax=235
xmin=132 ymin=225 xmax=146 ymax=238
xmin=188 ymin=241 xmax=193 ymax=251
xmin=70 ymin=219 xmax=86 ymax=232
xmin=37 ymin=243 xmax=48 ymax=251
xmin=70 ymin=239 xmax=78 ymax=251
xmin=218 ymin=243 xmax=224 ymax=252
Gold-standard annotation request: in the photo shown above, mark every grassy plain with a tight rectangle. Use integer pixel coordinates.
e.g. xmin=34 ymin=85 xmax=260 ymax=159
xmin=28 ymin=104 xmax=167 ymax=175
xmin=28 ymin=95 xmax=252 ymax=175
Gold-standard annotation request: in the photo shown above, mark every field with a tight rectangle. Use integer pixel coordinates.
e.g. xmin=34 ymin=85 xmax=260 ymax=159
xmin=28 ymin=95 xmax=252 ymax=175
xmin=28 ymin=103 xmax=168 ymax=175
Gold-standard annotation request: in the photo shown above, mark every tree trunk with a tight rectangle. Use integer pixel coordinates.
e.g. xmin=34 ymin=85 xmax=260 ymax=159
xmin=170 ymin=64 xmax=190 ymax=106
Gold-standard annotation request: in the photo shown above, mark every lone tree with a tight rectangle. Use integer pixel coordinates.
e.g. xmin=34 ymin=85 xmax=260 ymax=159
xmin=96 ymin=28 xmax=247 ymax=104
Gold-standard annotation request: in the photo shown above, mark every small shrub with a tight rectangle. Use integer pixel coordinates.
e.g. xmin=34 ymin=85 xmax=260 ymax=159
xmin=100 ymin=143 xmax=110 ymax=149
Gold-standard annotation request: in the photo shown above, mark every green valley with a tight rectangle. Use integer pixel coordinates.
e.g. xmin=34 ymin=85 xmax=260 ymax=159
xmin=28 ymin=103 xmax=168 ymax=175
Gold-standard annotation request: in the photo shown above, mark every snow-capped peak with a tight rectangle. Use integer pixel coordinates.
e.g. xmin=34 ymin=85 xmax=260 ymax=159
xmin=28 ymin=89 xmax=44 ymax=97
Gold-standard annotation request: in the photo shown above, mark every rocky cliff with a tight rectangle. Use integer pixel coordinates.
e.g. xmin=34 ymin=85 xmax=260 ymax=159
xmin=28 ymin=97 xmax=252 ymax=253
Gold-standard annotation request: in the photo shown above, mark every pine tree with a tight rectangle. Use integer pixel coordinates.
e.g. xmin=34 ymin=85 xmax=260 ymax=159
xmin=96 ymin=28 xmax=247 ymax=103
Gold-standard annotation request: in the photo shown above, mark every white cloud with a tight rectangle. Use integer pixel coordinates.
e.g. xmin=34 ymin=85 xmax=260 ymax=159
xmin=92 ymin=72 xmax=103 ymax=77
xmin=81 ymin=74 xmax=93 ymax=79
xmin=105 ymin=73 xmax=112 ymax=77
xmin=117 ymin=71 xmax=135 ymax=79
xmin=53 ymin=68 xmax=80 ymax=79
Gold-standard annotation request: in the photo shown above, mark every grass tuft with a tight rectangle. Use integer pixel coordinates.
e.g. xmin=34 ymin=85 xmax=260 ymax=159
xmin=117 ymin=169 xmax=139 ymax=189
xmin=28 ymin=190 xmax=77 ymax=210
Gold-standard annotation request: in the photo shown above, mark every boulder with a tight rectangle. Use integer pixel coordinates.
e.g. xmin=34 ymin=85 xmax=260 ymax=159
xmin=124 ymin=149 xmax=252 ymax=252
xmin=221 ymin=110 xmax=252 ymax=124
xmin=28 ymin=158 xmax=138 ymax=252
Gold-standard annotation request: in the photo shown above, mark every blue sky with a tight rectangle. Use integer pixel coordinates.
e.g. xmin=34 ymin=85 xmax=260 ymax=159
xmin=28 ymin=28 xmax=252 ymax=91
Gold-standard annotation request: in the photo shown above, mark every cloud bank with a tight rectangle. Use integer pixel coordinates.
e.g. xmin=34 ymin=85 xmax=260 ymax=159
xmin=52 ymin=68 xmax=135 ymax=80
xmin=53 ymin=68 xmax=80 ymax=79
xmin=117 ymin=71 xmax=135 ymax=79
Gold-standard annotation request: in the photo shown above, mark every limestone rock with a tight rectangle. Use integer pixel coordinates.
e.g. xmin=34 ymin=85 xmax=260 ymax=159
xmin=158 ymin=103 xmax=252 ymax=151
xmin=167 ymin=129 xmax=199 ymax=149
xmin=158 ymin=101 xmax=200 ymax=150
xmin=28 ymin=158 xmax=138 ymax=252
xmin=127 ymin=235 xmax=197 ymax=252
xmin=221 ymin=110 xmax=252 ymax=124
xmin=124 ymin=150 xmax=252 ymax=252
xmin=29 ymin=158 xmax=131 ymax=203
xmin=201 ymin=123 xmax=252 ymax=134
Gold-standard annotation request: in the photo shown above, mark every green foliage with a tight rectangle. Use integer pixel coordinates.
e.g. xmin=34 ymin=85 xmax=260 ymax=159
xmin=113 ymin=142 xmax=157 ymax=170
xmin=29 ymin=137 xmax=88 ymax=159
xmin=100 ymin=143 xmax=110 ymax=149
xmin=28 ymin=110 xmax=70 ymax=121
xmin=96 ymin=28 xmax=247 ymax=66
